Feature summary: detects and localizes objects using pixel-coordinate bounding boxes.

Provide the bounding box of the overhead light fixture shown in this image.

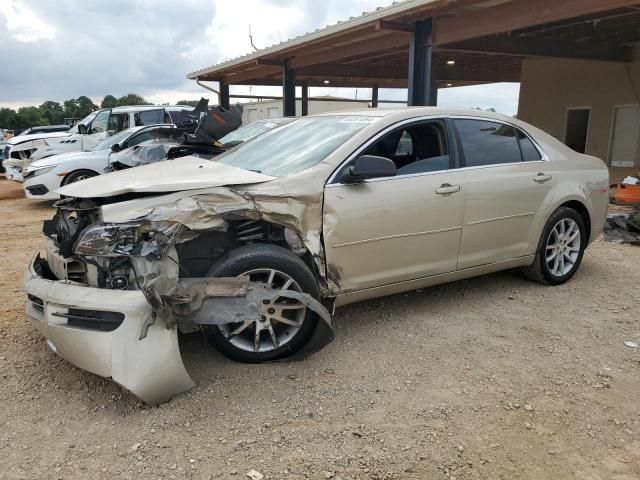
[323,80,330,84]
[446,60,456,65]
[446,83,453,87]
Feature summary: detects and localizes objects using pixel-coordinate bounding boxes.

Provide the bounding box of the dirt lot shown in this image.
[1,178,639,480]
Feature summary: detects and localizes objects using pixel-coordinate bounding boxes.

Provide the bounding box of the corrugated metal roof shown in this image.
[186,0,442,79]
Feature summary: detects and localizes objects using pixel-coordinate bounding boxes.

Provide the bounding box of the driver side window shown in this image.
[361,120,450,176]
[123,131,155,148]
[89,110,110,134]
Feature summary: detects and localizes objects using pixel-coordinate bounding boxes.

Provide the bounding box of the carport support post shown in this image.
[301,82,309,116]
[371,84,379,108]
[408,18,437,106]
[283,61,296,117]
[219,82,230,109]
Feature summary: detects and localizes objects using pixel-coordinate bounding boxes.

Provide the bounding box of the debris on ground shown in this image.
[624,341,638,348]
[246,469,264,480]
[611,173,640,204]
[603,205,640,244]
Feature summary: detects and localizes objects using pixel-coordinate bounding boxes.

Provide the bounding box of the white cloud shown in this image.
[0,0,57,42]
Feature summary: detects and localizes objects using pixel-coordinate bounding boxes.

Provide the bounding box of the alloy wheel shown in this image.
[217,268,307,353]
[545,218,581,277]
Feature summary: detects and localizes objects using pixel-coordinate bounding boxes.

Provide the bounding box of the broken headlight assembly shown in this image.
[73,221,182,259]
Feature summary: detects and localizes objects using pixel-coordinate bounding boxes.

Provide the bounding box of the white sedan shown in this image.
[22,124,173,200]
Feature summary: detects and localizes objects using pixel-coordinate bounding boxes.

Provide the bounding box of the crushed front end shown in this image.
[24,189,334,404]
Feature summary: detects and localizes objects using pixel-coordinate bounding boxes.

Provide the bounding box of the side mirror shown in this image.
[111,143,121,152]
[77,124,87,135]
[343,155,397,184]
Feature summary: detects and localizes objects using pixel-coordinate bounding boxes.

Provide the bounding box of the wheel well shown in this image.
[175,220,320,279]
[560,200,591,241]
[62,169,99,185]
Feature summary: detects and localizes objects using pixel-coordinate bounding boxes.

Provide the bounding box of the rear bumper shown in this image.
[23,255,195,404]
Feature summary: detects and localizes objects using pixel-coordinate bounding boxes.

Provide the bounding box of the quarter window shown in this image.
[517,129,542,161]
[454,119,521,167]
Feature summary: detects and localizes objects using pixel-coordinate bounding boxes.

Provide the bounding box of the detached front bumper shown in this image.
[23,255,195,404]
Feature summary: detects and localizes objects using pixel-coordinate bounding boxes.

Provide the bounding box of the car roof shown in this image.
[109,105,191,114]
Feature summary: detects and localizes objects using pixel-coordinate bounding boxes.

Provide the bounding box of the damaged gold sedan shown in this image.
[24,108,609,404]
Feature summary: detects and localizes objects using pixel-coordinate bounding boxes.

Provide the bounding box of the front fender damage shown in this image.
[131,274,333,404]
[94,180,337,403]
[140,274,334,354]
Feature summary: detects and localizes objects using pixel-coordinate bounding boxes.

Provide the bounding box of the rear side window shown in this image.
[136,110,165,126]
[454,119,521,167]
[517,129,542,161]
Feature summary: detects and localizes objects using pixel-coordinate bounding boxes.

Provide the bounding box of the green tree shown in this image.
[15,106,47,129]
[77,96,97,117]
[117,93,151,106]
[101,95,118,109]
[0,108,18,129]
[63,98,80,118]
[38,101,64,124]
[176,99,200,107]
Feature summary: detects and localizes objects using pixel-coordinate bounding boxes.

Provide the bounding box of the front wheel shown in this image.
[522,206,586,285]
[202,244,320,363]
[61,169,98,186]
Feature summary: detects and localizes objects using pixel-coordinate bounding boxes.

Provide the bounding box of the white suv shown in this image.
[2,105,196,181]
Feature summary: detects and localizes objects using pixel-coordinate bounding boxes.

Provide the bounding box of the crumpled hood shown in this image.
[8,131,70,145]
[28,150,104,169]
[56,155,276,198]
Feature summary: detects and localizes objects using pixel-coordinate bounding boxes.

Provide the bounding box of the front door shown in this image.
[323,119,465,293]
[453,118,557,269]
[82,109,110,150]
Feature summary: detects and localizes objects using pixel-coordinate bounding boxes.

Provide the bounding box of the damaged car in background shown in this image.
[21,105,249,201]
[24,108,609,404]
[106,116,291,171]
[2,101,211,182]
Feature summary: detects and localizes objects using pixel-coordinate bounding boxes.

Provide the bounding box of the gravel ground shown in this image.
[1,178,639,480]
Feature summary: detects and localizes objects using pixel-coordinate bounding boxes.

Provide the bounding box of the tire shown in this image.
[202,244,320,363]
[522,206,586,285]
[61,169,98,186]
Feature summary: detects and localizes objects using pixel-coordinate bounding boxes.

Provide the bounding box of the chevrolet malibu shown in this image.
[24,108,609,404]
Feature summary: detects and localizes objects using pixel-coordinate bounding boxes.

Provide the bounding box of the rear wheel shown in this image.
[202,244,319,363]
[62,169,98,185]
[522,206,586,285]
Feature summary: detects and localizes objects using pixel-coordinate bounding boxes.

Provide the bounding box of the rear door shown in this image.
[454,118,557,270]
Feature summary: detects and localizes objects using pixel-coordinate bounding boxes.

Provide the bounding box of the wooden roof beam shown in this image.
[440,35,633,62]
[434,0,640,45]
[374,19,413,33]
[288,33,410,69]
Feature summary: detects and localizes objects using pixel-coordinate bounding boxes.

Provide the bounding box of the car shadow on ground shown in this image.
[178,267,535,382]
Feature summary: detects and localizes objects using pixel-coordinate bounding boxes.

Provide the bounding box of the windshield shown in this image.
[92,128,137,151]
[68,111,99,134]
[217,116,373,177]
[219,120,285,147]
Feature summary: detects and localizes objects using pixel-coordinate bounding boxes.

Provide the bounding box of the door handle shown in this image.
[534,173,552,183]
[435,183,461,195]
